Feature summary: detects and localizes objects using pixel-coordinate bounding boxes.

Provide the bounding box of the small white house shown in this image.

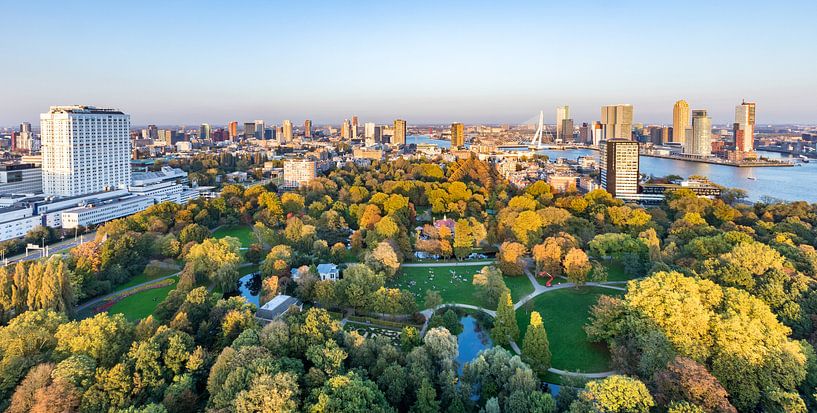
[317,263,340,281]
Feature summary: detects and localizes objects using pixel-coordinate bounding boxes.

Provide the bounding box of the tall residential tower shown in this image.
[40,105,131,197]
[392,119,406,145]
[601,104,633,140]
[734,100,756,153]
[672,100,690,146]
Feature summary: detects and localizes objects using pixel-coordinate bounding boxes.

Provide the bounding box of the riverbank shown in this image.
[640,152,795,167]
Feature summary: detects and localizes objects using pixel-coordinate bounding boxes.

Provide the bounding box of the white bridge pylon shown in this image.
[530,110,546,147]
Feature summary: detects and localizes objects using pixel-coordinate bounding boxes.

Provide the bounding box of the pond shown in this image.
[456,315,493,373]
[230,272,261,307]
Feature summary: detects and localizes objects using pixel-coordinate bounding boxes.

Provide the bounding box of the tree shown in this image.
[532,240,562,276]
[472,266,508,308]
[423,327,459,372]
[423,290,443,309]
[400,326,421,352]
[653,356,736,413]
[453,219,474,259]
[365,242,401,278]
[461,347,537,406]
[178,223,210,244]
[410,379,440,413]
[491,291,519,346]
[336,264,385,310]
[522,311,551,378]
[183,237,241,292]
[305,371,394,412]
[568,375,654,413]
[7,363,54,413]
[498,242,527,276]
[563,248,591,287]
[55,312,134,367]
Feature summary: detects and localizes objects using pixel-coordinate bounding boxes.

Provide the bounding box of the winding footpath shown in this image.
[412,262,630,380]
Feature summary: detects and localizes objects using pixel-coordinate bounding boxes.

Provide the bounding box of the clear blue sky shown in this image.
[2,0,816,126]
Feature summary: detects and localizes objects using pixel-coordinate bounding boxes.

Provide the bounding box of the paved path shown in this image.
[74,271,180,313]
[402,260,495,268]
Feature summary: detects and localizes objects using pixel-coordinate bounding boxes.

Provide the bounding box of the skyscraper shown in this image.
[560,119,574,142]
[688,110,712,157]
[341,119,351,140]
[243,122,255,141]
[601,104,634,140]
[672,100,690,146]
[451,122,465,148]
[392,119,406,145]
[556,105,569,141]
[228,121,238,140]
[600,139,639,197]
[254,120,265,140]
[17,122,33,152]
[304,119,312,138]
[282,120,293,143]
[734,100,756,153]
[199,123,211,140]
[364,122,376,142]
[147,124,158,140]
[40,105,131,197]
[579,123,590,144]
[591,121,603,146]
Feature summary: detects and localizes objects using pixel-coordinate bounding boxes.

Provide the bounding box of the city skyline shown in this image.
[2,1,817,126]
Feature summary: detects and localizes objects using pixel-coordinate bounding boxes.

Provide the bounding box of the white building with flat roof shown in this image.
[61,195,155,229]
[282,159,316,189]
[40,106,132,197]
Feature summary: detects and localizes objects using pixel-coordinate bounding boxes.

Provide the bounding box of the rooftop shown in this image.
[47,105,125,115]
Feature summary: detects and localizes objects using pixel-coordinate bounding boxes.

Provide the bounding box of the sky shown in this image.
[2,0,816,127]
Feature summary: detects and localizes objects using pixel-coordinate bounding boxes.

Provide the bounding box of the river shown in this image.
[406,135,814,203]
[541,149,815,203]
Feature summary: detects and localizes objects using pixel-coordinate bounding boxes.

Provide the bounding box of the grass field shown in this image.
[213,225,255,247]
[535,261,635,285]
[515,286,624,377]
[113,265,179,292]
[108,276,179,322]
[388,264,534,308]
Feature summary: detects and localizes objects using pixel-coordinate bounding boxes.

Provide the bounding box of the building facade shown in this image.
[392,119,406,145]
[687,110,712,157]
[282,159,317,188]
[673,100,690,146]
[40,106,131,197]
[451,122,465,148]
[600,139,639,197]
[601,104,634,140]
[556,105,569,141]
[304,119,312,138]
[734,100,756,153]
[0,163,42,195]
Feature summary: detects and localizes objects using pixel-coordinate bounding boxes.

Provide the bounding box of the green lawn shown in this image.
[515,286,624,377]
[534,261,635,286]
[113,265,179,292]
[213,225,255,247]
[388,264,534,308]
[108,277,179,322]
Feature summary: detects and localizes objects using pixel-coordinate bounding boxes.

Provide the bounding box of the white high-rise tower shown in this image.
[40,105,131,197]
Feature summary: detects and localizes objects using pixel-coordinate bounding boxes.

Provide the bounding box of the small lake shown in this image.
[234,272,261,306]
[456,315,493,373]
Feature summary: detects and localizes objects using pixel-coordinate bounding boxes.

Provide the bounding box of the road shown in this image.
[4,231,97,266]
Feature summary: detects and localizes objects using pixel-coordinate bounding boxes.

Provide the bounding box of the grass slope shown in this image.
[515,286,624,375]
[389,264,534,308]
[213,225,255,247]
[107,276,179,322]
